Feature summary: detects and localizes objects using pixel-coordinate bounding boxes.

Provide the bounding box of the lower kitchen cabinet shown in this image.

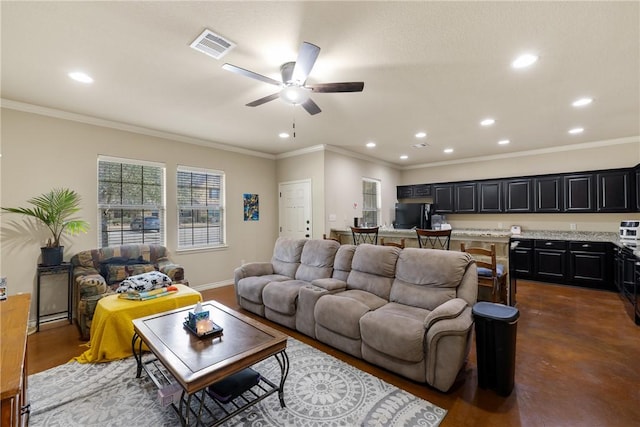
[568,241,612,290]
[534,240,568,281]
[510,238,534,278]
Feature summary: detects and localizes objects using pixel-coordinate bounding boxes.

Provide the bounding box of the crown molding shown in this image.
[277,144,399,169]
[0,99,276,160]
[402,136,640,170]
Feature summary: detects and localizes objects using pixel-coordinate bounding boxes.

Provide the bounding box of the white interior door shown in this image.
[279,180,312,239]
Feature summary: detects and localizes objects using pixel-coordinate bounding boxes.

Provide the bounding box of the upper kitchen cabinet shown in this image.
[564,173,595,212]
[534,175,563,213]
[505,178,533,213]
[478,180,503,213]
[396,184,432,199]
[596,169,632,212]
[454,182,477,213]
[397,185,414,199]
[433,184,454,213]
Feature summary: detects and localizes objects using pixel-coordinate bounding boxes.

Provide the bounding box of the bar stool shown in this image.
[380,237,405,248]
[460,243,507,304]
[350,226,379,245]
[416,229,451,250]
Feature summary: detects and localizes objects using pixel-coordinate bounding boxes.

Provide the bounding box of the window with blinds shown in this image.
[98,157,165,247]
[177,166,225,249]
[362,178,381,227]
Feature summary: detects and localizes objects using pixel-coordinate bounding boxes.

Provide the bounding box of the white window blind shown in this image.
[177,166,225,249]
[97,156,165,247]
[362,178,381,227]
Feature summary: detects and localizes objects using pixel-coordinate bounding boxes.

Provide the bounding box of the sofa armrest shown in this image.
[157,260,185,282]
[311,278,347,292]
[423,298,469,330]
[76,273,109,299]
[234,262,274,283]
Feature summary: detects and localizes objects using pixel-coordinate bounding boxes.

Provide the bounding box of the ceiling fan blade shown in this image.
[291,42,320,84]
[222,63,282,86]
[246,92,280,107]
[301,97,322,115]
[308,82,365,93]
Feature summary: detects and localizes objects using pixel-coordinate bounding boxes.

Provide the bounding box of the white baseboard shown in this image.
[191,280,233,292]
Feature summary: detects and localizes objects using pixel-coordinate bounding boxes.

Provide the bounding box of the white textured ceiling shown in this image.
[1,1,639,167]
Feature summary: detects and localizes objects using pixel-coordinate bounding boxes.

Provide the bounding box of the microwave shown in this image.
[620,220,640,240]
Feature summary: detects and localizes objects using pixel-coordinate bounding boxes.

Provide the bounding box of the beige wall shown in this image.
[400,139,640,233]
[324,150,401,232]
[0,108,278,313]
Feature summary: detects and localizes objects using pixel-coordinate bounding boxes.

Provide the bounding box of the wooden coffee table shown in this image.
[131,300,289,426]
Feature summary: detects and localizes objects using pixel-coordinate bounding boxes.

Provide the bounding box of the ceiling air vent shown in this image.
[190,29,236,60]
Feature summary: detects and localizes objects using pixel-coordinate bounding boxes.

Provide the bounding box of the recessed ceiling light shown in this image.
[444,148,454,154]
[511,53,539,69]
[68,71,94,84]
[366,142,376,148]
[400,155,408,160]
[498,139,510,145]
[480,118,495,126]
[572,97,593,107]
[415,132,427,138]
[568,127,584,135]
[278,132,290,138]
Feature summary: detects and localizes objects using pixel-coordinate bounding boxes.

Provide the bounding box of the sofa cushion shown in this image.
[314,290,387,339]
[237,274,291,304]
[263,280,307,315]
[360,302,429,363]
[391,248,474,311]
[332,245,356,281]
[346,245,400,300]
[295,239,339,282]
[271,238,306,277]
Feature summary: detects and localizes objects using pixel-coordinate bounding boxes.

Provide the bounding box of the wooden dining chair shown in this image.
[350,226,379,245]
[460,243,507,304]
[323,233,340,243]
[380,237,405,249]
[415,229,452,250]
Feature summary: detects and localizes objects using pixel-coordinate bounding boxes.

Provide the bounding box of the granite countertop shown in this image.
[331,227,636,253]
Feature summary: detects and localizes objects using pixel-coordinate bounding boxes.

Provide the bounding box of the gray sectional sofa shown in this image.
[234,237,478,392]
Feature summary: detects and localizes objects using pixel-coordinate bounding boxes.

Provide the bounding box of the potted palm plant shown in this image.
[2,188,89,265]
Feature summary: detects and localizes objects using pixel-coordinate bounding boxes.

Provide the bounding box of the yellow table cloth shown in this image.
[74,284,202,363]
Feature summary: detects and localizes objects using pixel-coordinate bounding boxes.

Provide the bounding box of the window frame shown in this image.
[362,177,381,227]
[97,155,166,247]
[176,165,226,251]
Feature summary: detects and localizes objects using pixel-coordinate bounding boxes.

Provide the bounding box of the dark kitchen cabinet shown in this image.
[534,175,563,212]
[636,166,640,211]
[510,238,534,278]
[505,178,533,213]
[478,180,503,213]
[434,184,454,213]
[534,240,567,281]
[596,170,632,212]
[397,185,413,199]
[568,241,611,290]
[454,182,477,213]
[397,184,432,199]
[413,184,432,198]
[564,174,595,212]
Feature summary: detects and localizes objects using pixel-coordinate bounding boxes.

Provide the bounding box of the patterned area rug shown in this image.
[29,338,446,426]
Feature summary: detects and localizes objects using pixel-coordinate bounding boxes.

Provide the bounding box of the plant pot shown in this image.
[41,246,64,266]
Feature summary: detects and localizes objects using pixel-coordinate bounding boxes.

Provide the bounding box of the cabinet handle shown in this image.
[545,242,552,246]
[636,262,640,267]
[581,244,591,248]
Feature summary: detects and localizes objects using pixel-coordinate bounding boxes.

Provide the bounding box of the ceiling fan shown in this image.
[222,41,364,115]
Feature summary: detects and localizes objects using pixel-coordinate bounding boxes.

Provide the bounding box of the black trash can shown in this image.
[472,301,520,396]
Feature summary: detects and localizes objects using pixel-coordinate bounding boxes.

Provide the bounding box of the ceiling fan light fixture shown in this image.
[280,85,310,105]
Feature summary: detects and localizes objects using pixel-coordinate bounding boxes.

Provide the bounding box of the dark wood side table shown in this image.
[36,262,73,331]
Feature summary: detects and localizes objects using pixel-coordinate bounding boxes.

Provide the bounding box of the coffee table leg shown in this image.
[275,350,290,408]
[131,332,143,378]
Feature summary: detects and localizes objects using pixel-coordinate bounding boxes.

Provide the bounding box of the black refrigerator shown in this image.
[394,203,432,229]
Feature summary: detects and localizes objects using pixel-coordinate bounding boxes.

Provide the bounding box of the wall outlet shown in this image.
[570,223,577,230]
[328,214,336,222]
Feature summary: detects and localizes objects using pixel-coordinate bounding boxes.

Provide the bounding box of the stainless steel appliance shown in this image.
[394,203,432,229]
[620,220,640,241]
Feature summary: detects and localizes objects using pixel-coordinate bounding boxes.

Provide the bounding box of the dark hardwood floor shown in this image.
[29,280,640,426]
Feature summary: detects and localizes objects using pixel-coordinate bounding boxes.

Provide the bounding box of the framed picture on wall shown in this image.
[243,193,259,221]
